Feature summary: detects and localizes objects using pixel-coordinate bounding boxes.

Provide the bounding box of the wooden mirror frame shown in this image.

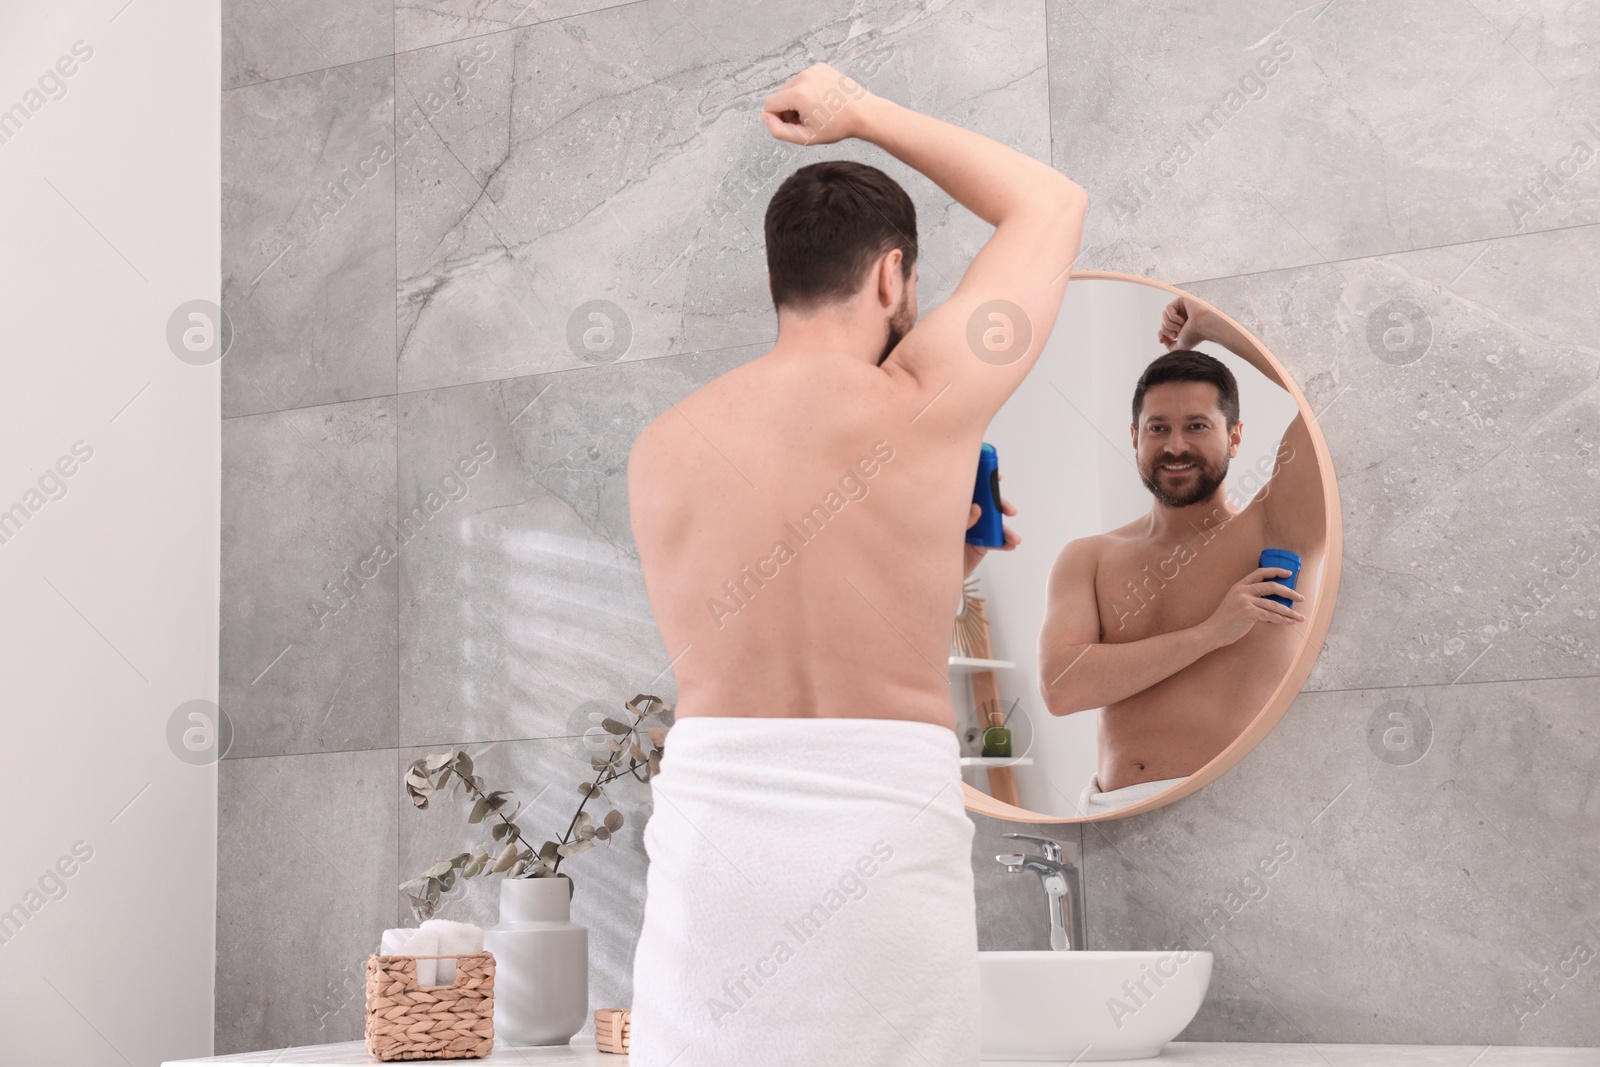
[962,270,1344,824]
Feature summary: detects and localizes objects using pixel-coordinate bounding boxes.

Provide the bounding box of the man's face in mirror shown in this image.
[1132,381,1237,509]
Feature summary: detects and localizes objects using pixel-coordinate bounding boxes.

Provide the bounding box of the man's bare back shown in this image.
[628,64,1087,733]
[628,354,981,731]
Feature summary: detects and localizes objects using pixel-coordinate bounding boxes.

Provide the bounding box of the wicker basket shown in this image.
[364,951,495,1061]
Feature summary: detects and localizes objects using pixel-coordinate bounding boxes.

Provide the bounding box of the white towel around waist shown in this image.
[629,714,979,1067]
[1077,773,1189,816]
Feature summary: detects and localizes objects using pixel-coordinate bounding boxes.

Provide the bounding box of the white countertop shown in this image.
[161,1037,1599,1065]
[162,1037,619,1065]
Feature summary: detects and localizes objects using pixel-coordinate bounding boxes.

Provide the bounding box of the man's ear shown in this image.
[878,252,901,310]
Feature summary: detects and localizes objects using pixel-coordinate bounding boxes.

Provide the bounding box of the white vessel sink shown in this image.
[979,949,1212,1062]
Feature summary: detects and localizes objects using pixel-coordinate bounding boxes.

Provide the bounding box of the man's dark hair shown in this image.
[1131,350,1240,430]
[764,160,917,314]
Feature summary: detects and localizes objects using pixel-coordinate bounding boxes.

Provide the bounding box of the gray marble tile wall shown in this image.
[218,0,1600,1054]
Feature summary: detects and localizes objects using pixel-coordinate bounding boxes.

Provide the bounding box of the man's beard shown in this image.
[877,287,915,366]
[1141,453,1228,508]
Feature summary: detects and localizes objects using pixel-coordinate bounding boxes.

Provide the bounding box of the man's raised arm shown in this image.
[1158,296,1327,554]
[850,89,1087,424]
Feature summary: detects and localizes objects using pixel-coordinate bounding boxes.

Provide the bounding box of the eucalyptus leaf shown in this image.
[400,698,668,907]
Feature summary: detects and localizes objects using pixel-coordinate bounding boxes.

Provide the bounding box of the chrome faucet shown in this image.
[996,832,1086,951]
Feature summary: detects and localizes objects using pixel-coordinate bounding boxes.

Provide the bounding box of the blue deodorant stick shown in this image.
[1258,548,1302,609]
[967,443,1004,547]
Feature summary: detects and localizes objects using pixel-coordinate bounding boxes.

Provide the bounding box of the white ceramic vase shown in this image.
[483,876,589,1046]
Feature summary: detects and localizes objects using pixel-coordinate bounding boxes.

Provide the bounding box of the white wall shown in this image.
[0,3,218,1064]
[966,278,1300,816]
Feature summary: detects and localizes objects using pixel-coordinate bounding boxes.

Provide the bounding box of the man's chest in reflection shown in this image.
[1093,519,1265,643]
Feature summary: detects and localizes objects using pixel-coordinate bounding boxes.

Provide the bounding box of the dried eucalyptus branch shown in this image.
[398,694,672,919]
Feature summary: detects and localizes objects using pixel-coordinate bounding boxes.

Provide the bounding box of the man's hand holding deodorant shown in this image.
[964,442,1018,579]
[1202,549,1307,647]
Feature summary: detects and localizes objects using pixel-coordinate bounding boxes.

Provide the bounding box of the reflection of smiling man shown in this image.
[1037,295,1325,815]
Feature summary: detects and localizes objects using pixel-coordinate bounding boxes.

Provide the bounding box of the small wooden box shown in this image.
[594,1007,631,1054]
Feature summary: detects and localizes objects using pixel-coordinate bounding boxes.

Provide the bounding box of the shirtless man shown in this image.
[1036,295,1326,813]
[629,67,1084,731]
[626,63,1085,1065]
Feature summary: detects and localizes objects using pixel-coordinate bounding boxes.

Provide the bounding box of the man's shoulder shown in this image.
[1054,530,1111,562]
[1044,533,1105,592]
[628,365,757,489]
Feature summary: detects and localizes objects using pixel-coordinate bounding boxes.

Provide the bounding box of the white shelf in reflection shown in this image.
[948,656,1016,672]
[959,756,1034,767]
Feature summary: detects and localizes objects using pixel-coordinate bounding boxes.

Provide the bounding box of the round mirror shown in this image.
[958,272,1342,823]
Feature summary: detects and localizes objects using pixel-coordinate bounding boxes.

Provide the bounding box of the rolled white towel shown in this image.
[380,927,417,956]
[378,920,484,987]
[399,926,442,986]
[419,919,484,986]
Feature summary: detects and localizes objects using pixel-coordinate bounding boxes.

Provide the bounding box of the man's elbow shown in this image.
[1055,180,1089,217]
[1040,676,1088,717]
[1027,178,1087,223]
[1045,694,1089,718]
